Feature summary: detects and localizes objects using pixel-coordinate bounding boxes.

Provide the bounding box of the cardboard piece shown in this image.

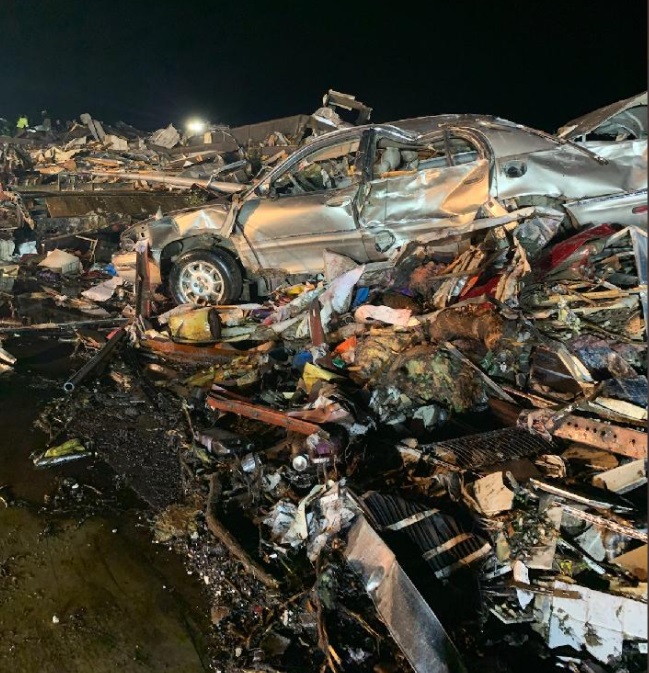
[473,471,514,515]
[38,249,81,275]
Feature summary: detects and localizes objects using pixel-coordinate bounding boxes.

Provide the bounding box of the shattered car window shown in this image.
[371,133,480,178]
[582,106,647,141]
[372,137,448,178]
[447,134,480,165]
[273,138,360,195]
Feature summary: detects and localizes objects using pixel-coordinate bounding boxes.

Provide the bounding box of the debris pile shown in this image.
[0,92,646,673]
[28,203,646,673]
[0,91,373,320]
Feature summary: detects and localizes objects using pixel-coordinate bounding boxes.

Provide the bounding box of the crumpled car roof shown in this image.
[557,92,647,140]
[386,113,561,157]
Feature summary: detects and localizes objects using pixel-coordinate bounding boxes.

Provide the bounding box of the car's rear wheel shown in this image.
[169,249,243,305]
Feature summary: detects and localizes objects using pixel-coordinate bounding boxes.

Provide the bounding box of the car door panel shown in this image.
[358,159,490,258]
[237,184,366,275]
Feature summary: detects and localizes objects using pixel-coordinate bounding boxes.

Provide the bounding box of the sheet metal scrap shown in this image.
[549,414,646,460]
[533,580,647,664]
[138,338,242,363]
[345,514,467,673]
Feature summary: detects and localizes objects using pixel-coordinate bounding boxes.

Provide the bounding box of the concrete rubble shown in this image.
[0,91,646,673]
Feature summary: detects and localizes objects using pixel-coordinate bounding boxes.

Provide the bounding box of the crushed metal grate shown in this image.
[419,426,554,470]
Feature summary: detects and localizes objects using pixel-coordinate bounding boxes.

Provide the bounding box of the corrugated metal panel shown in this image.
[362,492,492,579]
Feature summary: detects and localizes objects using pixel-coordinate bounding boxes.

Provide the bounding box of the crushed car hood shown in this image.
[120,200,231,253]
[173,202,231,237]
[558,92,647,140]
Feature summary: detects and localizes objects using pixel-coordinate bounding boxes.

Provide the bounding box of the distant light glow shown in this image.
[186,119,206,135]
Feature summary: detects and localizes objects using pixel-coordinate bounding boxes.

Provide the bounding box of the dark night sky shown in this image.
[1,0,646,133]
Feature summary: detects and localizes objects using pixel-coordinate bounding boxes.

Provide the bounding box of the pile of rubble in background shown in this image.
[0,91,369,329]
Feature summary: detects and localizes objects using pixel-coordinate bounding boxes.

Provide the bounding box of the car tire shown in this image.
[169,249,243,305]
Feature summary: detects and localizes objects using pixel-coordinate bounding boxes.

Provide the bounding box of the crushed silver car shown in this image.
[114,92,647,305]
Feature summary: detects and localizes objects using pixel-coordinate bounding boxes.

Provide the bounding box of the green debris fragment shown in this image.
[33,438,88,468]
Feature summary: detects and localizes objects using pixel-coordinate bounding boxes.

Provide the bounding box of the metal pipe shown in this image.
[63,324,128,393]
[528,477,635,513]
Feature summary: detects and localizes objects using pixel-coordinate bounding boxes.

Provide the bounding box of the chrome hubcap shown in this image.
[179,261,225,304]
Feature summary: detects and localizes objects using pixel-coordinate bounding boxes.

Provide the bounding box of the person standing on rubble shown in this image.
[41,110,52,133]
[15,114,29,137]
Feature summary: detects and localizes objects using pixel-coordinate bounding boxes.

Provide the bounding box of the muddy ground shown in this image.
[0,342,213,673]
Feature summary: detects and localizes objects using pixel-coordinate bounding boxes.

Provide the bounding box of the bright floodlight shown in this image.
[186,119,206,135]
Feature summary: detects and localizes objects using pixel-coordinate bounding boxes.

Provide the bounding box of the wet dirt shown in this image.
[0,507,209,673]
[0,342,213,673]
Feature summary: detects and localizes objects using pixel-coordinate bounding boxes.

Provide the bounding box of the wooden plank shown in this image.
[592,459,647,494]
